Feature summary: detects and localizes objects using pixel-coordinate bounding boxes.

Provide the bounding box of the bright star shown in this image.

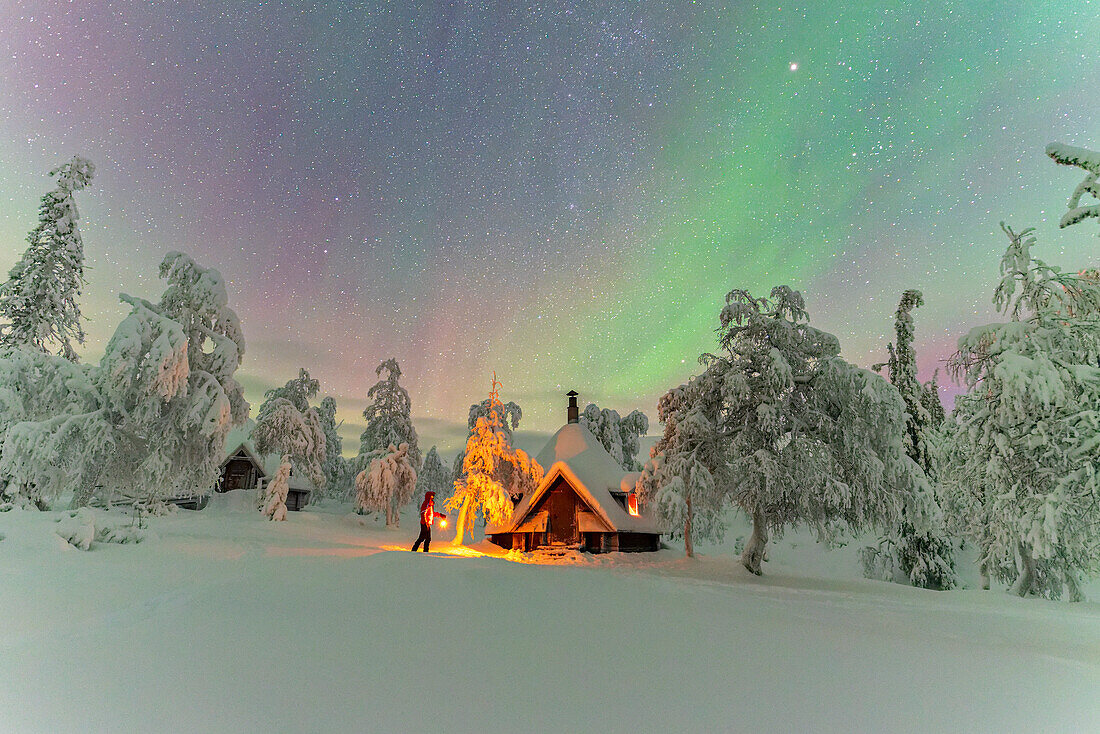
[789,62,798,71]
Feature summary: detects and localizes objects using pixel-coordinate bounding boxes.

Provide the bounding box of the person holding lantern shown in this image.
[411,491,447,552]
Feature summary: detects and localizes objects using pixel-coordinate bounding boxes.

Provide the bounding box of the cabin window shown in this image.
[627,492,639,516]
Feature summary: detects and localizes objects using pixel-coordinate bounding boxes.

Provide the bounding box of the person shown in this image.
[411,490,447,552]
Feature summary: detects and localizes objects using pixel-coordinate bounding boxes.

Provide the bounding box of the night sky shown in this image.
[1,2,1097,456]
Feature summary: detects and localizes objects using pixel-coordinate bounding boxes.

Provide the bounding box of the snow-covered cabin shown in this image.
[487,394,661,553]
[209,423,314,511]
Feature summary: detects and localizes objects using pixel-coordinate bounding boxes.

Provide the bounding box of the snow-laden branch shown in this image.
[1046,142,1100,230]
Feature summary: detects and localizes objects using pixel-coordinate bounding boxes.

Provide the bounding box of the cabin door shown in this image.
[547,488,577,545]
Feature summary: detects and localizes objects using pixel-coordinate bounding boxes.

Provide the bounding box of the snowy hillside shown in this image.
[2,494,1099,733]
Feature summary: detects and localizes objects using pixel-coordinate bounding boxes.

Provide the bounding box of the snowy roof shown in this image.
[488,423,659,535]
[260,453,316,492]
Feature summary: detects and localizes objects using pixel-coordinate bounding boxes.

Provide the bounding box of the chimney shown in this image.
[566,390,579,424]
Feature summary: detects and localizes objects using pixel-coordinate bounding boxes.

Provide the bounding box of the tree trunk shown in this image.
[979,562,990,591]
[1011,542,1036,597]
[742,509,768,576]
[684,494,694,558]
[452,497,471,546]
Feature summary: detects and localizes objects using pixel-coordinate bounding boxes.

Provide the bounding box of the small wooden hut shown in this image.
[487,393,661,553]
[211,423,314,511]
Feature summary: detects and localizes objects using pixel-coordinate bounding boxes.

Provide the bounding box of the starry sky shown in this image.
[0,2,1097,457]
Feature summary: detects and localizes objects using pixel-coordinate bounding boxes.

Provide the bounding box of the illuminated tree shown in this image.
[446,376,543,546]
[451,396,523,485]
[355,442,417,527]
[0,156,95,361]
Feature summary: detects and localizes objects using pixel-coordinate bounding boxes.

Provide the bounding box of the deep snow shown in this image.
[2,492,1098,733]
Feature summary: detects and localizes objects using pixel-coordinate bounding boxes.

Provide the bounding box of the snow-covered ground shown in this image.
[2,493,1098,733]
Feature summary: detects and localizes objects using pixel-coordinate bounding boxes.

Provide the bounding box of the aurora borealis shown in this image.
[1,2,1097,455]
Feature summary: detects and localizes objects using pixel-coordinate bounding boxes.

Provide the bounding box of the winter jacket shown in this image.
[419,497,446,527]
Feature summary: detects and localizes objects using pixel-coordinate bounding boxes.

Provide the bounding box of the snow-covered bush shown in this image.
[54,507,144,550]
[355,443,417,526]
[579,403,649,471]
[0,347,101,508]
[0,156,95,361]
[96,523,147,545]
[56,507,97,550]
[939,223,1100,600]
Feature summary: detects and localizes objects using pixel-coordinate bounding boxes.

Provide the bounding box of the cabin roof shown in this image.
[488,422,658,535]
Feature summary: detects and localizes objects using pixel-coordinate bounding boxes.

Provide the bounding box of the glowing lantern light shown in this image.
[440,519,448,529]
[627,493,639,517]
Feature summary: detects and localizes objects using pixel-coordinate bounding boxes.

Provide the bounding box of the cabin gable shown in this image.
[519,473,613,545]
[217,443,265,493]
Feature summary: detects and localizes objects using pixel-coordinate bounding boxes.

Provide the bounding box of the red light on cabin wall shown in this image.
[627,493,639,516]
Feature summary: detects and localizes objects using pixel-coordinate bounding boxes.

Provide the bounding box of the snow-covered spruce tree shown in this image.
[355,443,417,526]
[1045,142,1099,230]
[446,380,542,546]
[416,445,451,506]
[709,287,929,575]
[939,224,1100,600]
[1,252,247,511]
[0,156,95,361]
[451,396,523,486]
[317,396,351,501]
[357,358,420,469]
[861,290,957,590]
[578,403,649,471]
[252,369,327,520]
[636,376,727,558]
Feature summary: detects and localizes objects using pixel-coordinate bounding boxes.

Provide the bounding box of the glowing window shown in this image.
[627,493,639,516]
